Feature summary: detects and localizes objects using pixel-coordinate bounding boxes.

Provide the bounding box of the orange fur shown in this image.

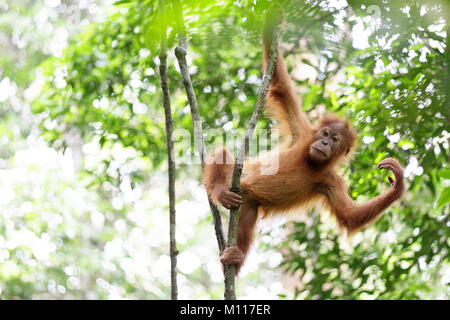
[203,11,404,274]
[203,146,234,205]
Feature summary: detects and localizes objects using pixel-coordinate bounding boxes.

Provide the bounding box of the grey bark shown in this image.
[223,28,279,300]
[172,0,278,300]
[158,0,178,300]
[173,0,227,254]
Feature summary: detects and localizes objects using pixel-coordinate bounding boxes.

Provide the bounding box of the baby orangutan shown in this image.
[203,6,405,274]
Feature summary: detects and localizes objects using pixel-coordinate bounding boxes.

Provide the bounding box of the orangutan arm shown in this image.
[324,158,405,234]
[262,4,312,145]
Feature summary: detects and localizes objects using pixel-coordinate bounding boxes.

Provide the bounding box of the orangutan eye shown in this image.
[332,136,338,142]
[323,130,329,137]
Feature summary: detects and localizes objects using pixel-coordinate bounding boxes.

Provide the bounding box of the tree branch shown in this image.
[223,27,279,300]
[173,0,227,254]
[158,0,178,300]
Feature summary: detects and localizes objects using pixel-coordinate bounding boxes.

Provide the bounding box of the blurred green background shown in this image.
[0,0,448,299]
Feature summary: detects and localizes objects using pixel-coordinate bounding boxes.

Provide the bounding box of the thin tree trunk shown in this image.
[445,22,449,160]
[173,0,279,299]
[223,28,279,300]
[158,0,178,300]
[173,0,227,254]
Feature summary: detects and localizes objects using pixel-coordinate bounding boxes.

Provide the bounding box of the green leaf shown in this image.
[398,139,414,150]
[436,187,450,208]
[438,169,450,180]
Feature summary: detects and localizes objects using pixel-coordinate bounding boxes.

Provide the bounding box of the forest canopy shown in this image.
[0,0,448,299]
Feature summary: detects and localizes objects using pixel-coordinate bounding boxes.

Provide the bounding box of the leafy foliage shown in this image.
[0,0,448,299]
